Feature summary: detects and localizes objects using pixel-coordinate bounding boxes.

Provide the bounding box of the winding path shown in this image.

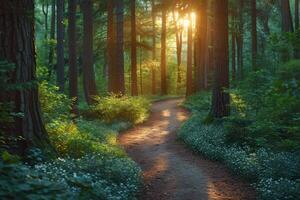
[118,99,255,200]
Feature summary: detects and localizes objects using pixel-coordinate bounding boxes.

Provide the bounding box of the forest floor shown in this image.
[118,99,256,200]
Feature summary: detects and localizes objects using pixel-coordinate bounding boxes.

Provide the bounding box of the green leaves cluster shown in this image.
[88,94,150,124]
[226,60,300,151]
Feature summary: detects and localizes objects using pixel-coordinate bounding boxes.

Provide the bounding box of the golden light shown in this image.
[181,18,190,28]
[178,12,196,29]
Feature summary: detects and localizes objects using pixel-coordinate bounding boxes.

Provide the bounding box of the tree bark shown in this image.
[281,0,294,32]
[186,13,193,97]
[115,0,125,94]
[237,0,244,80]
[161,8,167,95]
[48,0,56,79]
[232,31,236,81]
[81,0,98,104]
[251,0,257,71]
[194,0,207,92]
[131,0,138,96]
[296,0,299,30]
[151,0,156,95]
[0,0,53,154]
[56,0,65,92]
[68,0,78,112]
[107,0,116,93]
[211,0,230,118]
[173,10,182,93]
[231,9,236,81]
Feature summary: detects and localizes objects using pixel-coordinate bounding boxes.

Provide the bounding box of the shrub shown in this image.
[89,95,150,124]
[39,81,72,123]
[46,119,125,158]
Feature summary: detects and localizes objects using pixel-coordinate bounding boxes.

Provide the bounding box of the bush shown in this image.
[46,119,125,159]
[39,81,72,123]
[88,95,150,124]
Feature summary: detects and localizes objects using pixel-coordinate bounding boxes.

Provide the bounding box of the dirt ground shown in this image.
[118,99,256,200]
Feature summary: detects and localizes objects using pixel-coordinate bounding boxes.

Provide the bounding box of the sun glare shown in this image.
[176,12,196,29]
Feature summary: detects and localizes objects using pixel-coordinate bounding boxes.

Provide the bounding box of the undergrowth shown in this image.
[0,81,145,199]
[179,60,300,200]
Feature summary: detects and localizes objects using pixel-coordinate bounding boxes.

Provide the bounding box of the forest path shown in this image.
[118,99,255,200]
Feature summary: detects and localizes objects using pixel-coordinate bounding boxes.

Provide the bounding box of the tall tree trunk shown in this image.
[281,0,294,60]
[131,0,138,96]
[81,0,98,104]
[295,0,300,58]
[115,0,125,94]
[161,8,167,95]
[296,0,299,30]
[237,0,244,80]
[42,0,49,41]
[232,31,236,81]
[0,0,53,154]
[139,42,143,95]
[211,0,230,118]
[68,0,78,112]
[231,10,236,81]
[173,10,182,93]
[281,0,294,32]
[194,0,208,92]
[56,0,65,92]
[48,0,56,80]
[186,14,193,96]
[251,0,257,71]
[151,0,156,95]
[107,0,116,93]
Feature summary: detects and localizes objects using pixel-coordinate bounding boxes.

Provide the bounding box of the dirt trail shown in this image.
[118,99,255,200]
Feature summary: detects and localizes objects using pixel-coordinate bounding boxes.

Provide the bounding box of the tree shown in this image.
[56,0,65,92]
[161,7,167,95]
[281,0,294,33]
[236,0,244,80]
[172,9,183,92]
[296,0,299,30]
[68,0,78,112]
[194,0,208,91]
[280,0,294,60]
[0,0,53,154]
[107,0,116,93]
[211,0,230,118]
[81,0,98,104]
[115,0,125,94]
[48,0,56,79]
[186,13,193,96]
[151,0,157,95]
[251,0,257,70]
[131,0,138,96]
[231,9,236,81]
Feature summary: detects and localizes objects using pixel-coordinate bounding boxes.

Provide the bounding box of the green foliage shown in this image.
[0,160,71,200]
[225,61,300,151]
[183,91,211,112]
[0,76,144,199]
[180,87,300,200]
[39,81,72,123]
[88,95,150,124]
[46,119,125,159]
